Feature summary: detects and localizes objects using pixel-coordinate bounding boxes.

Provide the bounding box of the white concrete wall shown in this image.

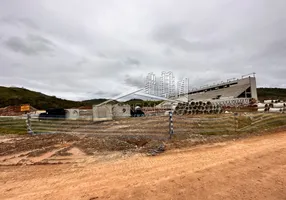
[112,104,131,117]
[65,109,80,120]
[92,104,113,121]
[249,77,258,100]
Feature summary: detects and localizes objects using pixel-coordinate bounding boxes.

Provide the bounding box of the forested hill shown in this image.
[0,86,88,109]
[0,87,158,109]
[257,88,286,101]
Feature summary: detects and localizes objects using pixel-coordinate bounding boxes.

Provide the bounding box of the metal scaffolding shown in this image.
[177,78,189,97]
[144,72,157,96]
[159,71,175,98]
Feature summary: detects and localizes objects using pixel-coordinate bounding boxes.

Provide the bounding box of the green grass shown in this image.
[236,116,252,129]
[0,127,27,135]
[0,118,27,135]
[173,113,286,136]
[238,115,286,133]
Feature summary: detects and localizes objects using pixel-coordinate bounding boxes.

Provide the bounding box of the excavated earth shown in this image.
[0,132,228,165]
[0,131,286,200]
[1,115,286,199]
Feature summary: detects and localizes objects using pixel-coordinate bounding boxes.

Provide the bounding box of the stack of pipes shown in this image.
[257,100,286,113]
[174,101,223,115]
[210,98,250,108]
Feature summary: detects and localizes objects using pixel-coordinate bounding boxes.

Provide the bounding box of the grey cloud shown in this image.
[18,18,39,29]
[153,24,219,52]
[124,57,140,66]
[0,0,286,100]
[88,90,120,98]
[4,35,55,55]
[76,57,89,67]
[124,75,144,88]
[248,38,286,63]
[28,35,53,46]
[1,17,39,30]
[97,52,107,58]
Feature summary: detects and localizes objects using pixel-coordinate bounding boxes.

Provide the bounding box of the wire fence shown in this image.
[1,112,286,137]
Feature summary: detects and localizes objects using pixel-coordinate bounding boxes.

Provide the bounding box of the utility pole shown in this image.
[187,78,189,102]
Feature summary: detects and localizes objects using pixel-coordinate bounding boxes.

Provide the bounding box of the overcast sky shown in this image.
[0,0,285,100]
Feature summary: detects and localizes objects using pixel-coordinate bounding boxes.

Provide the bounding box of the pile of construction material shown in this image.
[0,106,37,116]
[174,101,223,115]
[257,100,286,113]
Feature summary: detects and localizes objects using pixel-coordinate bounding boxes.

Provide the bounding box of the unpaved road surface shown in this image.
[1,132,286,200]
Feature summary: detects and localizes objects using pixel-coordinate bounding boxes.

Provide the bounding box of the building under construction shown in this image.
[159,74,258,112]
[187,75,257,101]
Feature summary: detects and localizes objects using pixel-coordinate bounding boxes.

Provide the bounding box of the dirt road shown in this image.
[1,132,286,200]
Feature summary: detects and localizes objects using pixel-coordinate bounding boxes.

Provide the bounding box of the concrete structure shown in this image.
[187,76,258,101]
[93,104,113,121]
[65,109,80,120]
[174,101,223,115]
[158,74,258,109]
[260,101,286,113]
[93,104,131,121]
[78,109,93,120]
[112,104,131,118]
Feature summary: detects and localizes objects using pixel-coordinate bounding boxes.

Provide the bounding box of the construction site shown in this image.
[1,74,286,200]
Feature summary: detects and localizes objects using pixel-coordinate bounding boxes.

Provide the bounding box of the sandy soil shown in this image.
[1,132,286,200]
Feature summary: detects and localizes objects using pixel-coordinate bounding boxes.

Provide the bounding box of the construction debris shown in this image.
[0,106,37,116]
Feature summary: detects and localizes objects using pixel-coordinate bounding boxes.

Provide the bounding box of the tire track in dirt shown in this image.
[1,132,286,200]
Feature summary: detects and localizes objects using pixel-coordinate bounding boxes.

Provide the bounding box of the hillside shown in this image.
[257,88,286,101]
[0,86,86,110]
[0,87,160,110]
[82,98,112,105]
[124,98,163,106]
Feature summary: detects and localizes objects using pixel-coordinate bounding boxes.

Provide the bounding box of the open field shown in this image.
[1,131,286,200]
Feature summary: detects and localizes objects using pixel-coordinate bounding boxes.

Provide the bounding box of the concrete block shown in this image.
[112,104,131,117]
[93,104,113,121]
[65,109,80,120]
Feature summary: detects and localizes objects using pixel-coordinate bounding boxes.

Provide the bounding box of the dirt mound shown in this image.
[0,105,37,116]
[0,133,166,164]
[0,133,79,156]
[76,136,137,155]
